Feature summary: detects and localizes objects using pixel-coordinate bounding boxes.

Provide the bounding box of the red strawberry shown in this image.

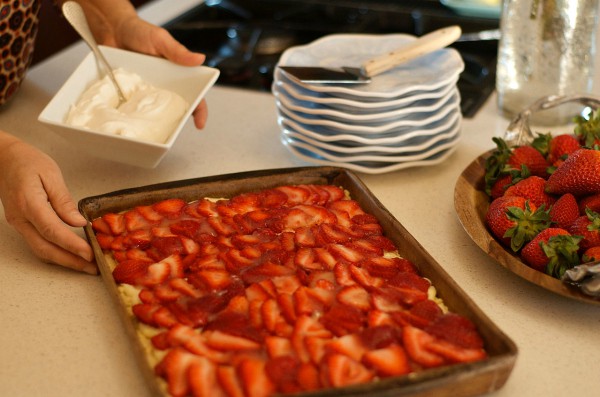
[102,212,125,235]
[362,343,411,377]
[237,357,276,397]
[112,259,153,285]
[323,353,374,388]
[216,365,245,397]
[153,198,186,219]
[425,313,484,350]
[485,196,550,252]
[503,175,555,208]
[568,208,600,250]
[582,246,600,262]
[520,228,581,276]
[547,134,581,167]
[401,325,445,368]
[549,193,579,229]
[484,137,548,196]
[578,193,600,214]
[546,149,600,196]
[188,358,227,397]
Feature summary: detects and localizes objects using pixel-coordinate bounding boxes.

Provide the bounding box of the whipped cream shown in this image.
[65,69,188,144]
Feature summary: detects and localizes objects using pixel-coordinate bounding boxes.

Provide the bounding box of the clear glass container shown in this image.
[496,0,599,125]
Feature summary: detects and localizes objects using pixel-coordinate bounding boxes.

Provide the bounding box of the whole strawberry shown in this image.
[582,246,600,263]
[568,208,600,250]
[485,196,550,252]
[485,137,548,195]
[577,193,600,214]
[489,167,530,199]
[503,175,555,208]
[520,228,581,277]
[549,193,579,229]
[546,149,600,196]
[547,134,581,168]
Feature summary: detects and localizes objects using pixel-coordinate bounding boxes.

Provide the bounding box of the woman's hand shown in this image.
[0,134,96,274]
[75,0,209,128]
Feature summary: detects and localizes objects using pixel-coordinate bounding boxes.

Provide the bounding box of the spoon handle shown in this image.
[62,1,127,105]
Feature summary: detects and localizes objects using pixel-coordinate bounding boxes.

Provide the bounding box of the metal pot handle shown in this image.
[503,94,600,147]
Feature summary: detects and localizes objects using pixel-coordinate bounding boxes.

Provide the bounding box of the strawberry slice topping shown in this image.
[96,184,488,397]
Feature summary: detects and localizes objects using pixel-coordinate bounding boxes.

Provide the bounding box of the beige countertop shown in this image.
[1,1,599,396]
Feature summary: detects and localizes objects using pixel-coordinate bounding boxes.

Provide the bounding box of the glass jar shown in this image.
[496,0,599,125]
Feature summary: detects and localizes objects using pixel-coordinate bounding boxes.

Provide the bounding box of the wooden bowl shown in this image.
[454,152,600,306]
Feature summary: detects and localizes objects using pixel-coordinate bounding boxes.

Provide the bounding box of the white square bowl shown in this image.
[38,46,220,168]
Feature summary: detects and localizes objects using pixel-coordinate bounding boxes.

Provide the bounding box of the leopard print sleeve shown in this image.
[0,0,41,106]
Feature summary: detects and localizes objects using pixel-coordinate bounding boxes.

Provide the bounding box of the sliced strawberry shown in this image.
[425,338,487,364]
[152,236,186,258]
[208,216,237,236]
[320,305,365,336]
[425,313,485,349]
[264,355,301,391]
[153,198,186,219]
[196,269,232,291]
[326,333,367,362]
[194,199,220,217]
[333,263,357,286]
[123,209,151,232]
[337,285,371,312]
[170,220,201,239]
[153,306,179,328]
[135,204,164,223]
[205,330,262,352]
[328,243,365,264]
[102,212,125,235]
[274,185,311,205]
[188,357,227,397]
[216,365,245,397]
[388,272,431,293]
[91,217,111,235]
[327,199,366,220]
[132,303,160,326]
[294,226,317,247]
[258,188,289,208]
[304,336,328,364]
[349,264,383,289]
[271,274,302,295]
[112,259,153,285]
[291,315,333,362]
[154,283,182,302]
[156,347,202,397]
[95,233,114,250]
[367,310,395,327]
[362,256,419,278]
[294,286,326,316]
[265,335,294,358]
[237,357,277,397]
[241,263,296,284]
[402,325,445,368]
[125,229,152,249]
[324,353,374,388]
[362,343,411,377]
[359,324,401,350]
[151,331,170,350]
[297,362,322,391]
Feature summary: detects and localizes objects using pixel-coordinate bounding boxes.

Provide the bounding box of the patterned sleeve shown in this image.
[0,0,41,106]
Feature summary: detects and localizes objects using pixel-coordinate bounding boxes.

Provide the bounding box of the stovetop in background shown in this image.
[165,0,500,117]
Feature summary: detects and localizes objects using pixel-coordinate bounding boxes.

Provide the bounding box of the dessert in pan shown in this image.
[79,167,516,397]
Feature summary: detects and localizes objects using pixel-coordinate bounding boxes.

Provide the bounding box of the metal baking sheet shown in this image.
[79,166,517,397]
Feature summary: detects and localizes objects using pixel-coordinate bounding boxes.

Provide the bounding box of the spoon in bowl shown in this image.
[62,1,127,106]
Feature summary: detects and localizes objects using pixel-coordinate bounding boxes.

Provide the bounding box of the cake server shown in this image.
[279,25,461,84]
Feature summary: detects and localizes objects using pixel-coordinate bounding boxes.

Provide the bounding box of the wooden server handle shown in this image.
[361,25,462,77]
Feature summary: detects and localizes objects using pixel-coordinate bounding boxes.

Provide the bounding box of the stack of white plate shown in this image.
[273,34,465,174]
